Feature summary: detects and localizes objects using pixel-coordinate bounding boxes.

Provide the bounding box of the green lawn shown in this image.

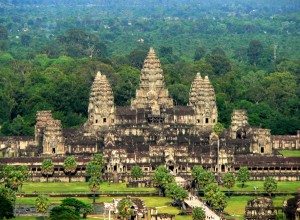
[279,150,300,157]
[21,182,157,193]
[16,181,298,220]
[219,181,299,193]
[16,196,188,220]
[14,217,98,220]
[221,195,294,219]
[16,194,294,220]
[21,181,298,195]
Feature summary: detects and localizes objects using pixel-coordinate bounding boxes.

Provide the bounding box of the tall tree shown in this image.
[247,40,263,66]
[197,171,215,192]
[152,165,174,197]
[117,198,134,220]
[41,159,54,182]
[86,154,104,179]
[222,173,235,197]
[205,183,219,206]
[264,177,277,197]
[63,156,77,183]
[212,191,227,212]
[35,195,50,220]
[131,166,144,181]
[194,46,206,61]
[86,161,102,179]
[237,167,249,188]
[89,177,100,203]
[0,188,16,205]
[7,170,23,191]
[49,206,79,220]
[166,182,188,207]
[192,206,206,220]
[0,194,14,219]
[18,165,29,192]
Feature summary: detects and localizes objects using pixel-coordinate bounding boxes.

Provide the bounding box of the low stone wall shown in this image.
[150,214,175,220]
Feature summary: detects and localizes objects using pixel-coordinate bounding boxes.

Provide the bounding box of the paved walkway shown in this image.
[185,193,221,220]
[174,176,221,220]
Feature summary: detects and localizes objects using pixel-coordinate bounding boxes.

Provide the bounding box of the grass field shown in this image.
[219,181,300,193]
[21,181,299,194]
[279,150,300,157]
[21,182,157,193]
[15,196,189,220]
[14,181,298,220]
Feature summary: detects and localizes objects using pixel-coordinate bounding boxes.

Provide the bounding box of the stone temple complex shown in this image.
[0,48,299,182]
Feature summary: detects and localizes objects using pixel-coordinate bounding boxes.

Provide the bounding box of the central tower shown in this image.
[131,48,173,112]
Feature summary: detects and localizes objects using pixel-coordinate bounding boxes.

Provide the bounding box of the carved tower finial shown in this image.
[189,73,218,129]
[131,47,173,110]
[87,71,115,128]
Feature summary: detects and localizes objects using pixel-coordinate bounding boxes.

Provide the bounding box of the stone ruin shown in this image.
[244,197,276,220]
[0,47,299,183]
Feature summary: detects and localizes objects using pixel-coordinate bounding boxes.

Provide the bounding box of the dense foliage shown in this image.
[0,0,299,136]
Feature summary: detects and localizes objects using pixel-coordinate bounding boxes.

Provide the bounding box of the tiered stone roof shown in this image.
[87,71,115,124]
[131,48,173,109]
[189,72,203,107]
[189,73,218,126]
[35,111,53,127]
[189,74,217,114]
[43,119,65,154]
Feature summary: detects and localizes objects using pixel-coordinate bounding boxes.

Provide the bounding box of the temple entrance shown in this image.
[114,165,117,171]
[221,164,225,172]
[52,148,55,154]
[168,165,174,171]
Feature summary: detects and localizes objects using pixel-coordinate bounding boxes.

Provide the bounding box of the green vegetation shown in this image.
[264,177,278,196]
[0,1,299,136]
[35,195,50,219]
[224,195,293,219]
[279,150,300,157]
[41,159,54,183]
[219,181,299,193]
[131,165,144,180]
[237,167,250,188]
[21,182,157,194]
[63,156,77,183]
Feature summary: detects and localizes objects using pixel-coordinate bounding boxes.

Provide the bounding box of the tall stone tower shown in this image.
[35,111,54,147]
[230,109,248,139]
[87,71,115,128]
[189,73,218,129]
[42,120,65,155]
[131,48,173,113]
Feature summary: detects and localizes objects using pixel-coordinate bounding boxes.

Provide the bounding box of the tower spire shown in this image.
[131,47,173,109]
[87,71,115,128]
[189,73,218,128]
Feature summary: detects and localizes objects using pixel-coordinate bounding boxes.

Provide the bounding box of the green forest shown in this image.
[0,0,299,136]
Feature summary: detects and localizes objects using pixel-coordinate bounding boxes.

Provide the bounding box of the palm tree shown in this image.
[63,156,77,182]
[192,206,206,220]
[117,199,134,220]
[41,159,54,182]
[35,195,50,220]
[89,177,100,203]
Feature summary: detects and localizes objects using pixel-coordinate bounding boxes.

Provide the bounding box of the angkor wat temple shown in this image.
[0,48,299,182]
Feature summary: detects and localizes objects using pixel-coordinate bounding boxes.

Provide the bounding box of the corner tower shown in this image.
[87,71,115,128]
[131,48,173,111]
[189,73,218,129]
